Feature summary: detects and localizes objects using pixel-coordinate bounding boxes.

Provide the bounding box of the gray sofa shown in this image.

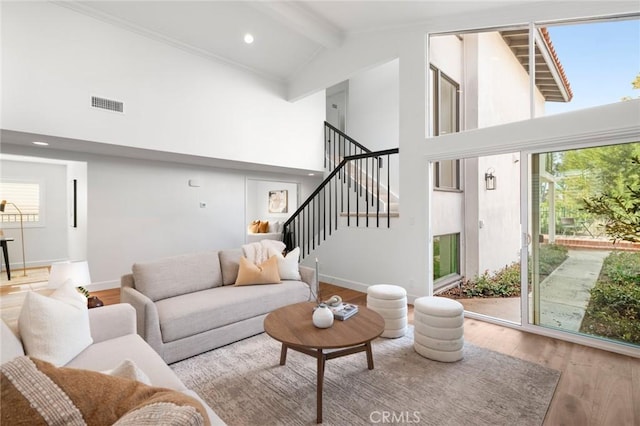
[121,249,314,364]
[0,303,225,425]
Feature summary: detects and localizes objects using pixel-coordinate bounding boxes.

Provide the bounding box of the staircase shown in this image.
[283,122,399,258]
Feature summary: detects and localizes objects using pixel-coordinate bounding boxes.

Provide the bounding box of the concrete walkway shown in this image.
[537,249,609,331]
[456,249,610,330]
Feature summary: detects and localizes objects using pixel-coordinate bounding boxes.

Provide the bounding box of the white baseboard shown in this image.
[319,274,422,304]
[319,274,370,294]
[86,280,120,292]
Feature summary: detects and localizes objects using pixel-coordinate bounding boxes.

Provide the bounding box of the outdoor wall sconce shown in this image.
[485,168,496,190]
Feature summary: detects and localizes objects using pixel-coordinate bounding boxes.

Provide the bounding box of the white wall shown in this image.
[245,179,299,226]
[347,59,399,151]
[1,1,325,172]
[477,153,522,273]
[1,145,321,290]
[342,59,400,200]
[430,35,464,83]
[0,160,68,268]
[66,160,88,262]
[87,155,319,288]
[477,32,544,128]
[469,32,542,275]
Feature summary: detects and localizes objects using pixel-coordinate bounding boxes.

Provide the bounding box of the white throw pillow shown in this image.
[270,221,283,233]
[102,359,152,386]
[268,246,301,281]
[18,279,93,367]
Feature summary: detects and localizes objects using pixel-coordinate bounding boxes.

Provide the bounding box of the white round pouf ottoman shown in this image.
[367,284,408,338]
[413,296,464,362]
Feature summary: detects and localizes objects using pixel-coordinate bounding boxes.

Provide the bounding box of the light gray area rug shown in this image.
[171,327,560,426]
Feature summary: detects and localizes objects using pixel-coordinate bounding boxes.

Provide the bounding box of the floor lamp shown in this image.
[0,200,27,277]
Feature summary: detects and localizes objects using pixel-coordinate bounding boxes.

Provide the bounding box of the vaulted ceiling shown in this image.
[60,1,520,82]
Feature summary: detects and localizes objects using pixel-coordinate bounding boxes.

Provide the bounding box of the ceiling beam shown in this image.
[250,2,343,49]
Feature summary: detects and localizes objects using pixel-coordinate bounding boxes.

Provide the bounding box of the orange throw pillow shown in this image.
[248,220,261,233]
[235,256,281,286]
[258,221,269,233]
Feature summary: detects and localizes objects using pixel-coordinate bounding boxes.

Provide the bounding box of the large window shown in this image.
[434,233,460,282]
[530,142,639,348]
[430,66,461,190]
[0,181,41,225]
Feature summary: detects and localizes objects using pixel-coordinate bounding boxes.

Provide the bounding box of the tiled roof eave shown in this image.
[500,28,573,103]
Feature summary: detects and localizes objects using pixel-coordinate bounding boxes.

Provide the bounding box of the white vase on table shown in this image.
[312,304,334,328]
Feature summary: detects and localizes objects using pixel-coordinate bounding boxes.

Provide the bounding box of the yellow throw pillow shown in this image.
[258,221,270,233]
[235,256,281,286]
[248,220,261,233]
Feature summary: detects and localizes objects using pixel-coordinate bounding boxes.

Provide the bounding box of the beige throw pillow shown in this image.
[235,256,281,286]
[18,280,93,366]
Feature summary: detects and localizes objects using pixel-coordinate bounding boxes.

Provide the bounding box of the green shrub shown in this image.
[538,244,569,277]
[580,251,640,344]
[589,282,640,319]
[462,262,521,298]
[600,251,640,286]
[461,245,568,299]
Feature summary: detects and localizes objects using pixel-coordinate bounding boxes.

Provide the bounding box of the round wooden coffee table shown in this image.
[264,301,385,424]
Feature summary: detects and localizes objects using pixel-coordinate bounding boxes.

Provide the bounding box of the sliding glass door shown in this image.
[529,142,639,348]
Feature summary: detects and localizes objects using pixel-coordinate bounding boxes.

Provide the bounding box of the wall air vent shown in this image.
[91,96,124,113]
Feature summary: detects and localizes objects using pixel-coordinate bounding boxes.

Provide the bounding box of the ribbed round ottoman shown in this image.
[413,296,464,362]
[366,284,408,338]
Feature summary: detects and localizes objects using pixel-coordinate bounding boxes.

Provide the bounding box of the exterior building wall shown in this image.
[474,32,545,275]
[431,31,549,279]
[430,35,465,248]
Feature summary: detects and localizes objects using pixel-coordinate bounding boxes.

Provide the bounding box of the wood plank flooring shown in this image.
[57,283,640,425]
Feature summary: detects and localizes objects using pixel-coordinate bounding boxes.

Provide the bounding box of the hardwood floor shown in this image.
[92,283,640,425]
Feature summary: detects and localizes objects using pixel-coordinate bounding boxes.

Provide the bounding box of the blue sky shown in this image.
[545,18,640,115]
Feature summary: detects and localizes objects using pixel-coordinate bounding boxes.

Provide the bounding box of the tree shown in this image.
[583,156,640,243]
[554,143,640,221]
[622,72,640,100]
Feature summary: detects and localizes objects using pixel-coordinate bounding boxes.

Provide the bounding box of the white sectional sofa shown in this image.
[121,248,315,364]
[1,303,225,425]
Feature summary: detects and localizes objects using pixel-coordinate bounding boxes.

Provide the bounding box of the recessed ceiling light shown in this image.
[244,33,254,44]
[308,173,315,176]
[32,141,49,146]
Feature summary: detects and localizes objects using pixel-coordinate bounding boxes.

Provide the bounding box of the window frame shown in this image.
[433,232,461,286]
[430,65,462,191]
[0,179,45,228]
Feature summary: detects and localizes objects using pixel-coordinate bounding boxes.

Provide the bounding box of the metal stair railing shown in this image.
[283,148,399,258]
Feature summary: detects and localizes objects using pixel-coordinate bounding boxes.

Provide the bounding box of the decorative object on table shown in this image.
[314,258,320,304]
[324,295,342,307]
[268,190,288,213]
[48,260,104,309]
[0,200,27,277]
[330,303,359,321]
[312,303,334,328]
[87,295,104,309]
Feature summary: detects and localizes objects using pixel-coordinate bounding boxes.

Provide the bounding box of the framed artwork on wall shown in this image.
[268,190,288,213]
